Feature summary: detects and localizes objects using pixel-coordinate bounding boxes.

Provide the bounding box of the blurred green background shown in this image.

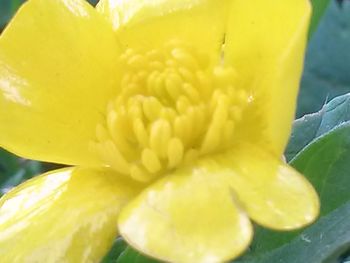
[299,0,350,117]
[0,0,350,262]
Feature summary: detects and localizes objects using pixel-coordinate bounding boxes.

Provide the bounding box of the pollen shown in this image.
[92,41,250,182]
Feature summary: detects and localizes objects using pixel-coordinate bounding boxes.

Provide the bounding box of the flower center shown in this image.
[93,41,250,182]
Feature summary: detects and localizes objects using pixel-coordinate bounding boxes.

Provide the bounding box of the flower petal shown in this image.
[118,166,253,263]
[225,0,311,155]
[97,0,229,62]
[0,0,122,165]
[0,167,141,262]
[225,144,319,230]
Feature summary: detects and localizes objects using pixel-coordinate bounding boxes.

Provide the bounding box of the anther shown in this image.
[133,118,149,147]
[142,148,162,173]
[94,41,249,183]
[171,48,198,70]
[128,54,147,69]
[167,138,184,168]
[150,119,172,159]
[143,97,162,121]
[165,73,183,100]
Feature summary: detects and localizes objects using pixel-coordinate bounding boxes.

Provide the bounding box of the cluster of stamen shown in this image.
[92,41,250,182]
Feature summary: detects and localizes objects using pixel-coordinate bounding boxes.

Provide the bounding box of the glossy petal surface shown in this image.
[118,165,253,263]
[0,0,121,165]
[0,167,141,262]
[97,0,229,63]
[225,0,311,155]
[224,144,319,230]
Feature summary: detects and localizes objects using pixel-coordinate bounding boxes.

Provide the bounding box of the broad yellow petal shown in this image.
[118,165,252,263]
[0,167,141,262]
[0,0,121,165]
[223,144,319,230]
[225,0,311,155]
[97,0,229,63]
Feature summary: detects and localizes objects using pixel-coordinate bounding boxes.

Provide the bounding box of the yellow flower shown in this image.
[0,0,319,262]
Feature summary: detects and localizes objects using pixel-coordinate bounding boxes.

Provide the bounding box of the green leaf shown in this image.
[235,201,350,263]
[101,239,160,263]
[116,247,159,263]
[286,93,350,161]
[291,123,350,216]
[297,1,350,117]
[235,115,350,262]
[102,238,128,263]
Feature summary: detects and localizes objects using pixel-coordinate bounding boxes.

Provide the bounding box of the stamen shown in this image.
[167,138,184,168]
[142,148,162,174]
[92,41,250,182]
